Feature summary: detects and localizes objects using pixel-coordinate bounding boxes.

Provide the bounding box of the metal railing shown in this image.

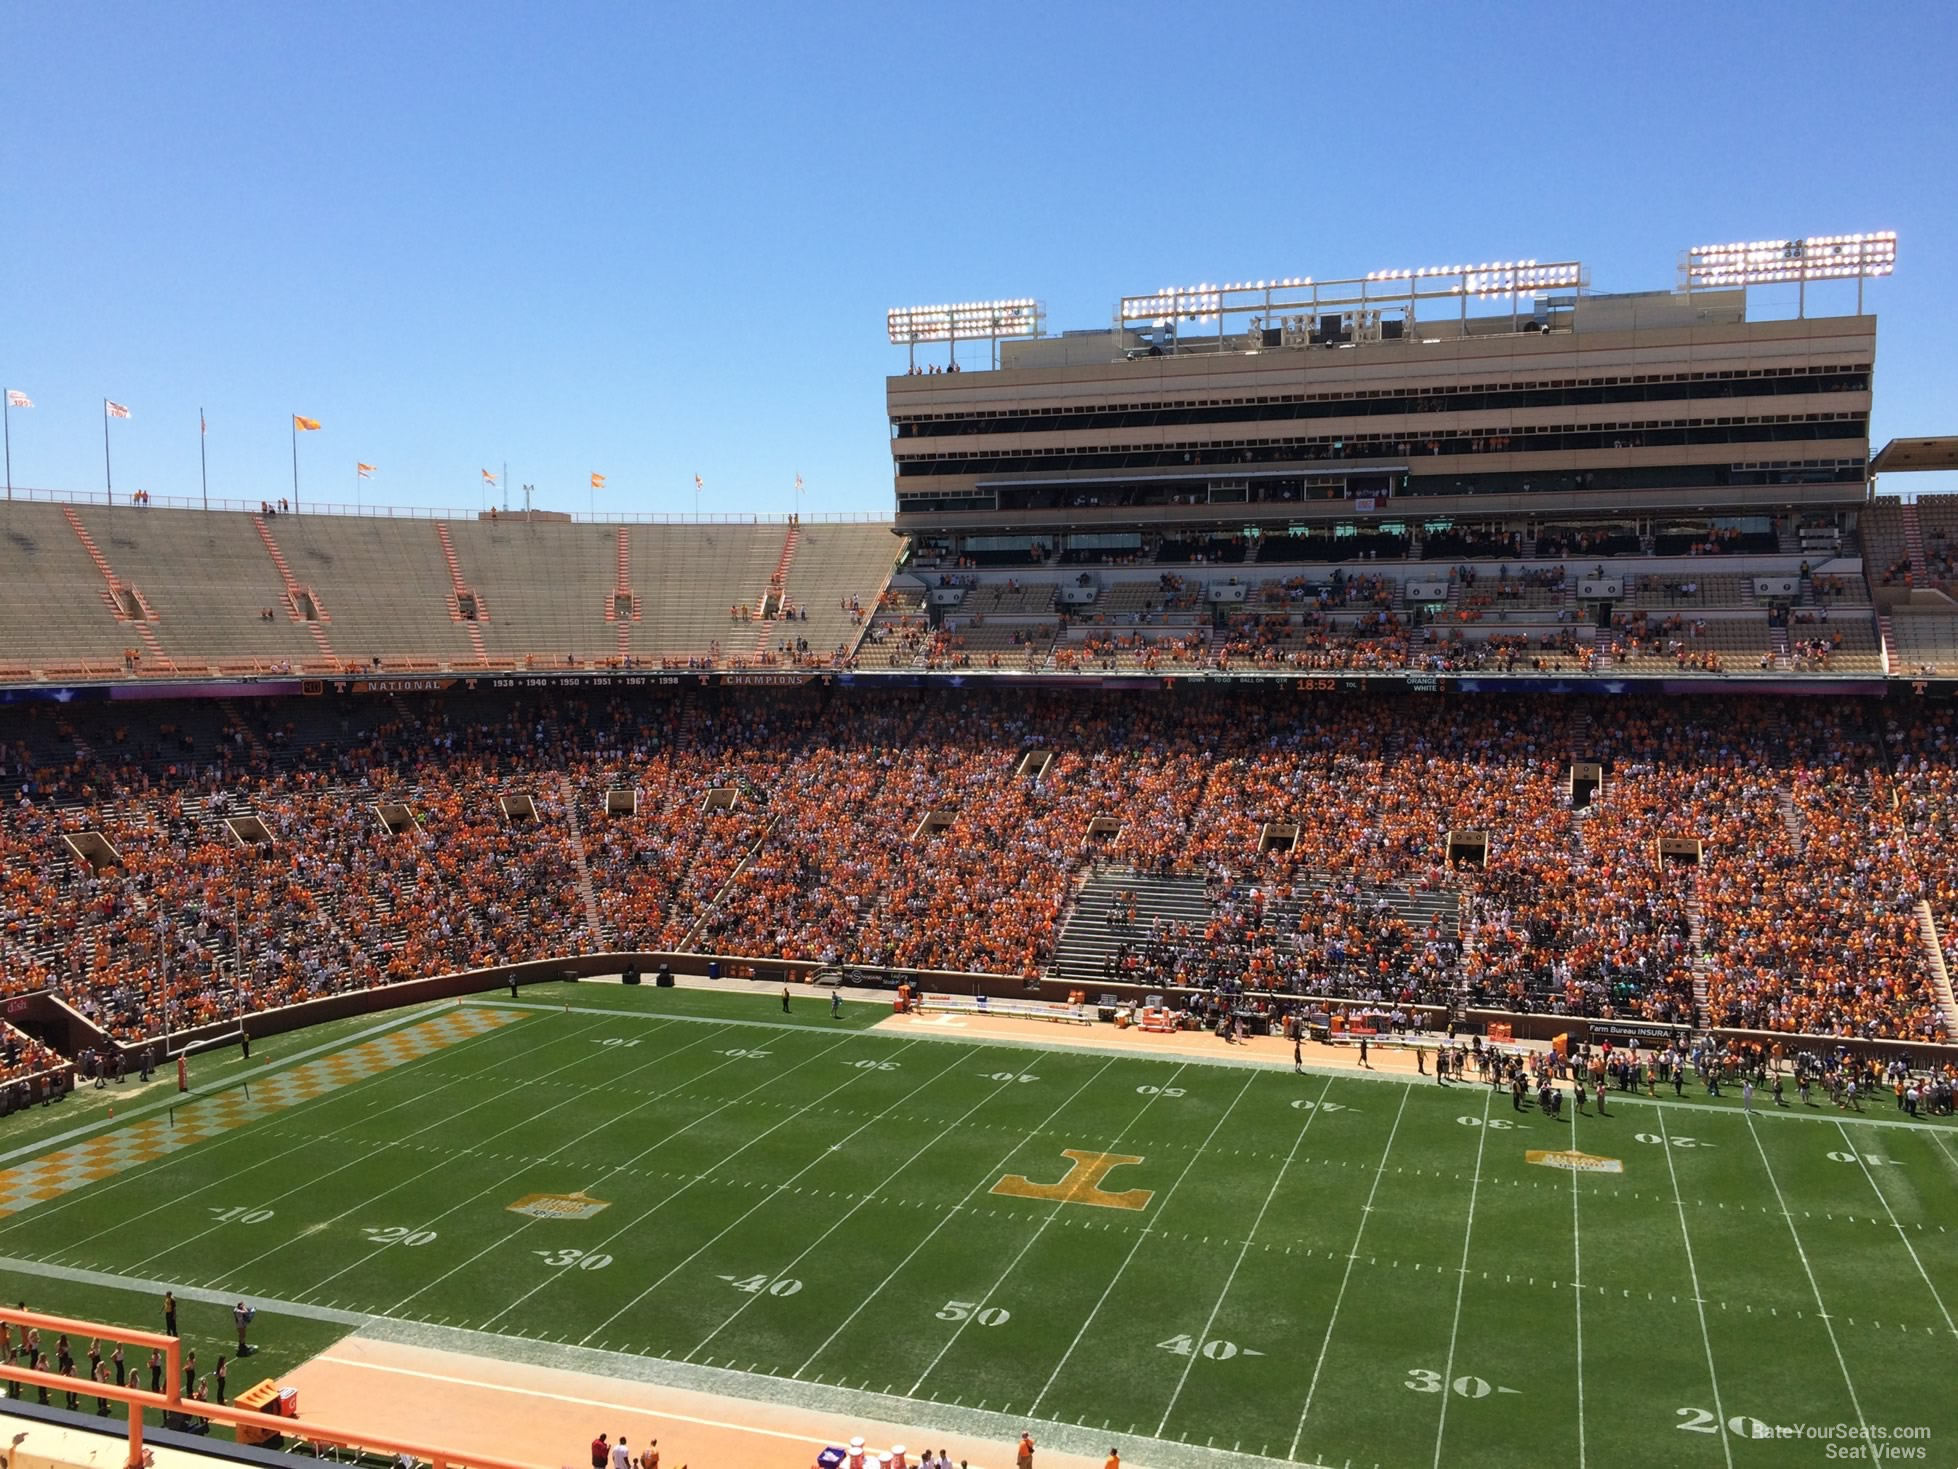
[0,1305,541,1469]
[0,484,891,526]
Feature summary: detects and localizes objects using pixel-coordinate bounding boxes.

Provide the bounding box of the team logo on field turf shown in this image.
[507,1191,611,1219]
[1525,1149,1624,1175]
[992,1149,1152,1211]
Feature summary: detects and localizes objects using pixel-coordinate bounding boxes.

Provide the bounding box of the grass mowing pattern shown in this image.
[2,984,1957,1469]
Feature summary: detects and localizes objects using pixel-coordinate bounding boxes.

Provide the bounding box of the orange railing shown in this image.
[0,1307,540,1469]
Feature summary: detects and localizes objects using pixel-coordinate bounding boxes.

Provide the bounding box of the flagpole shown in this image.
[199,408,209,512]
[3,392,11,502]
[290,415,299,513]
[103,400,114,501]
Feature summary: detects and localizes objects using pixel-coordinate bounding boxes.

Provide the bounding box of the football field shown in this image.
[3,986,1957,1469]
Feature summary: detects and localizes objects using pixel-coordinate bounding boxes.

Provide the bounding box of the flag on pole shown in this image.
[5,391,30,409]
[590,473,606,490]
[106,401,131,419]
[293,415,321,431]
[794,472,804,494]
[481,468,497,487]
[694,474,704,492]
[200,411,207,435]
[357,463,376,479]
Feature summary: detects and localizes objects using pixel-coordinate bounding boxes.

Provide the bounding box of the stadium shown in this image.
[3,216,1958,1469]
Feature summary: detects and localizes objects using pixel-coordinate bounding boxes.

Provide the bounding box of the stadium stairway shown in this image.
[215,699,268,760]
[62,507,170,668]
[1050,868,1212,987]
[612,528,636,662]
[1686,886,1711,1026]
[557,772,606,942]
[1913,901,1958,1035]
[1903,501,1928,585]
[251,515,338,664]
[434,523,490,663]
[1775,788,1807,854]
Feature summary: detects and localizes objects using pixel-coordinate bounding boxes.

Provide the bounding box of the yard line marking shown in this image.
[276,1021,744,1296]
[1656,1106,1730,1468]
[575,1038,956,1343]
[1289,1082,1410,1456]
[395,1032,878,1319]
[40,1013,593,1265]
[792,1056,1120,1378]
[1568,1097,1587,1469]
[1148,1072,1326,1435]
[686,1045,1029,1359]
[907,1064,1194,1399]
[126,1018,669,1284]
[1835,1121,1958,1337]
[1744,1114,1872,1445]
[1429,1084,1491,1469]
[1034,1068,1281,1417]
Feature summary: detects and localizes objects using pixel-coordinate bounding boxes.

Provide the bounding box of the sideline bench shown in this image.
[917,993,1094,1025]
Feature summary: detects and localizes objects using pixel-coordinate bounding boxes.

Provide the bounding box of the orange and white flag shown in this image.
[357,463,376,479]
[294,415,322,431]
[590,473,606,490]
[105,400,131,419]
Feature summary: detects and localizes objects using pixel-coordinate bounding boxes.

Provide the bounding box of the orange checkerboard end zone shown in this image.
[0,1007,523,1218]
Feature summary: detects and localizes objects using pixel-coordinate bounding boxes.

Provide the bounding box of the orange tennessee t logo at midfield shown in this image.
[992,1150,1153,1211]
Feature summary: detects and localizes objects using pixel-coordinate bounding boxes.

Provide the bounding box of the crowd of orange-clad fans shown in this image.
[0,689,1950,1057]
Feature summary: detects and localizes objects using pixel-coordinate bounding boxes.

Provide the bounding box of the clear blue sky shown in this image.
[5,0,1956,517]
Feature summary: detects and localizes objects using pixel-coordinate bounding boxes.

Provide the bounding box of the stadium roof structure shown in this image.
[1872,436,1958,474]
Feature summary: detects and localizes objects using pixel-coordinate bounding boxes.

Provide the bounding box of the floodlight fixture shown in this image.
[886,299,1041,345]
[1683,232,1896,290]
[1365,259,1584,297]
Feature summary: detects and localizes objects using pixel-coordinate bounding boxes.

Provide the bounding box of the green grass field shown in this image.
[4,984,1958,1469]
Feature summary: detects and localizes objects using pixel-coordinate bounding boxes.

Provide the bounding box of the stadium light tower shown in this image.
[887,298,1042,371]
[1681,232,1897,316]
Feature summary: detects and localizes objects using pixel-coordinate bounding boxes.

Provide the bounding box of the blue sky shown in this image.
[4,0,1955,516]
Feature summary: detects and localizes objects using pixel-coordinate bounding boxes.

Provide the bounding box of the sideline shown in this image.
[0,1001,486,1166]
[0,1255,1328,1469]
[472,998,1958,1133]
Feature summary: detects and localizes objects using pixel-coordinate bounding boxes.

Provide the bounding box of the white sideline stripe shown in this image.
[0,1258,1326,1469]
[1836,1120,1958,1336]
[686,1044,1023,1358]
[904,1062,1197,1399]
[482,1000,1958,1135]
[1149,1071,1319,1435]
[1290,1083,1409,1457]
[312,1354,894,1451]
[0,1001,475,1169]
[1744,1114,1873,1444]
[0,1254,371,1326]
[1657,1109,1733,1469]
[571,1038,939,1343]
[1428,1084,1492,1469]
[790,1055,1121,1378]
